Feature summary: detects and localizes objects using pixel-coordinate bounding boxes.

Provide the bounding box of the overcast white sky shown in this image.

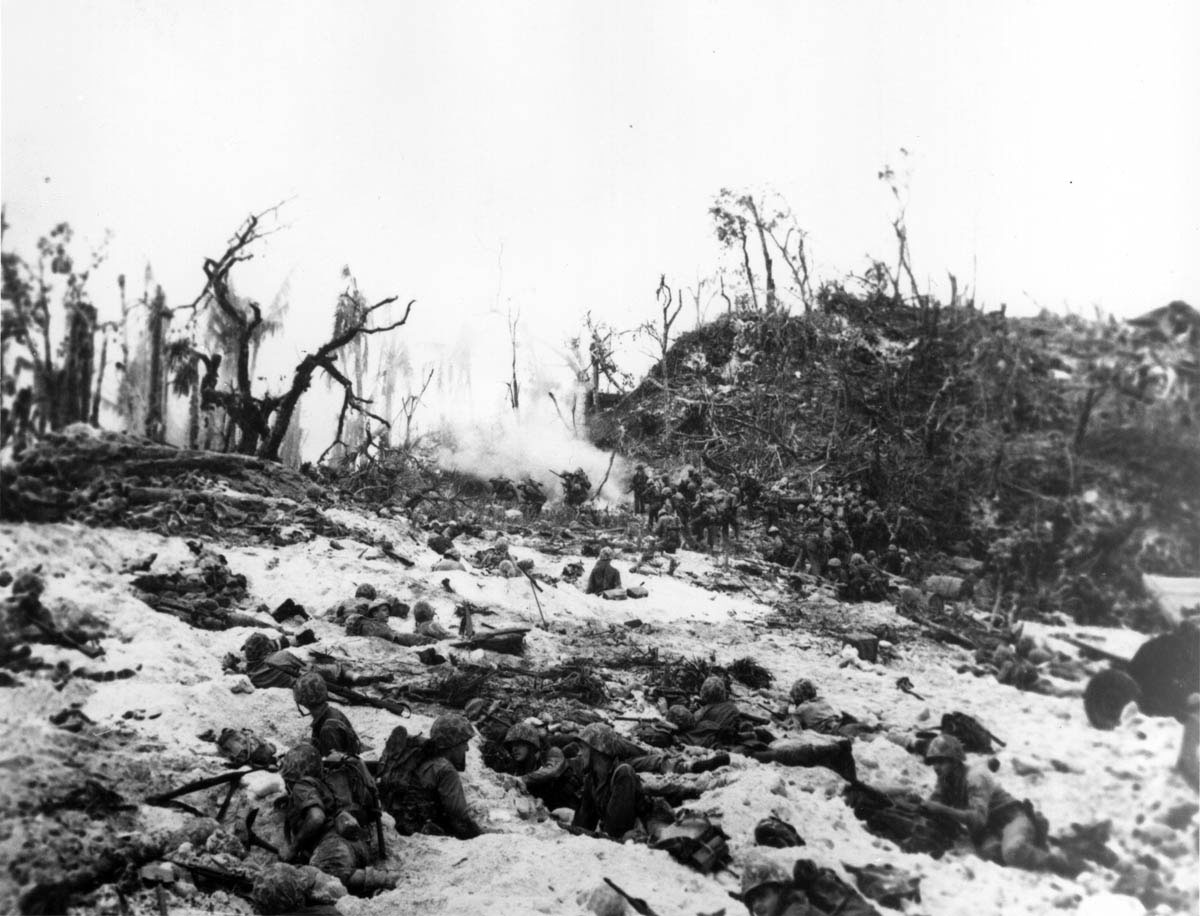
[4,0,1198,374]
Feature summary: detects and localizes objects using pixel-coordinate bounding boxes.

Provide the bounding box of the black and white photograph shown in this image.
[1,3,1197,914]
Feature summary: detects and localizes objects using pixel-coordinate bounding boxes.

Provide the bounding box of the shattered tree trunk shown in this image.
[144,285,169,442]
[56,302,97,429]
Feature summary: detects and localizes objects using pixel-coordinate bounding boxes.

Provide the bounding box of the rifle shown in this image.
[325,682,410,717]
[146,767,264,820]
[167,859,254,899]
[520,565,549,627]
[244,809,279,855]
[603,878,661,916]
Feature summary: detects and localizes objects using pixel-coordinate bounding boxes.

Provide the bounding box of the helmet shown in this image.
[767,526,780,535]
[355,583,377,600]
[279,743,322,782]
[740,856,792,898]
[665,705,695,730]
[699,675,727,704]
[789,678,817,704]
[494,538,509,551]
[850,553,865,564]
[413,600,435,623]
[578,722,621,756]
[344,613,367,635]
[599,547,614,560]
[463,697,488,720]
[242,632,276,664]
[253,863,307,915]
[430,714,474,750]
[925,734,966,763]
[504,722,541,749]
[293,672,328,708]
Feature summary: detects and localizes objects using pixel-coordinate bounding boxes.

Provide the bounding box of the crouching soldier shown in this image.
[501,722,584,810]
[413,600,453,640]
[921,735,1081,876]
[585,547,622,595]
[278,744,336,864]
[572,723,648,839]
[308,811,397,897]
[293,672,362,757]
[378,715,484,839]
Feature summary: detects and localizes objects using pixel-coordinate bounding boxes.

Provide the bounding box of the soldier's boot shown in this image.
[689,753,731,774]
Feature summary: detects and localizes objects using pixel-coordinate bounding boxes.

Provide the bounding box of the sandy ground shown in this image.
[0,510,1196,916]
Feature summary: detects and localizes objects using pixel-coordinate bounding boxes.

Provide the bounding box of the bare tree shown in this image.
[505,302,520,411]
[168,207,416,462]
[643,275,684,432]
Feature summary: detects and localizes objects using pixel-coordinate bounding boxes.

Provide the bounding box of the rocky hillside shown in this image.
[592,298,1200,631]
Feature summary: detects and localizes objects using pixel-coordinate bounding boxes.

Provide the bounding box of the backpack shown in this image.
[651,813,730,874]
[377,727,441,836]
[940,712,1001,754]
[323,755,381,829]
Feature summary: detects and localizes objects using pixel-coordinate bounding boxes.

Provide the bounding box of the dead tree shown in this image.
[144,285,170,441]
[743,196,777,312]
[645,275,683,434]
[1,219,107,435]
[173,208,416,462]
[505,302,520,411]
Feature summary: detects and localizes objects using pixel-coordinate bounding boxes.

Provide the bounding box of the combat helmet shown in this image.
[253,864,308,915]
[292,672,328,709]
[279,742,322,783]
[412,600,435,623]
[740,856,792,900]
[503,721,541,750]
[925,734,966,763]
[789,678,817,704]
[242,631,277,664]
[430,714,474,750]
[699,675,728,704]
[665,705,695,730]
[578,722,621,756]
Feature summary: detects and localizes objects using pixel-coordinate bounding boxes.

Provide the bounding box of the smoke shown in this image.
[425,317,628,504]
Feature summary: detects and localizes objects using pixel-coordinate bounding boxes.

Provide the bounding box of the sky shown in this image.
[3,0,1199,425]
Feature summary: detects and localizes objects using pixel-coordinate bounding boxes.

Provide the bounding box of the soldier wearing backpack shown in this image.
[293,673,362,757]
[378,716,484,839]
[276,745,391,894]
[278,744,338,864]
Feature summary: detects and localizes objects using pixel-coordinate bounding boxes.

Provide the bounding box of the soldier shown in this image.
[921,735,1081,876]
[307,811,397,896]
[413,600,453,640]
[501,722,584,810]
[571,723,646,838]
[785,678,874,738]
[738,857,817,916]
[630,464,648,514]
[654,504,683,554]
[379,715,484,839]
[278,743,337,863]
[518,477,547,517]
[684,675,772,749]
[293,673,362,757]
[489,476,518,502]
[345,610,436,647]
[585,547,623,595]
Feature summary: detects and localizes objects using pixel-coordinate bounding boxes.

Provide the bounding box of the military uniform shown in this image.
[312,706,362,757]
